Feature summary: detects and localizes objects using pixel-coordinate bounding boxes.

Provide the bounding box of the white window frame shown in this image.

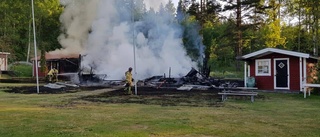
[37,61,41,67]
[255,59,271,76]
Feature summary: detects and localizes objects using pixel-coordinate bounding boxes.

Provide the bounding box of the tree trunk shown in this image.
[298,0,301,52]
[235,0,242,71]
[313,0,319,56]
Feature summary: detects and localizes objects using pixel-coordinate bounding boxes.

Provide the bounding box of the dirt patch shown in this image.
[81,87,266,107]
[81,87,225,107]
[3,86,107,94]
[3,86,265,107]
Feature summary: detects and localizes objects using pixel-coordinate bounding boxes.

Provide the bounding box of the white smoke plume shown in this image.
[58,0,199,80]
[143,0,164,11]
[55,0,99,55]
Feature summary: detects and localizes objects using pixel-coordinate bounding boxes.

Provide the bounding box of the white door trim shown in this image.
[274,58,290,89]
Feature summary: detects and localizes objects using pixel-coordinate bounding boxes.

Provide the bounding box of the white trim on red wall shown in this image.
[243,48,309,59]
[242,48,317,91]
[299,57,302,91]
[6,54,8,70]
[255,59,271,76]
[303,58,307,93]
[274,58,290,90]
[248,64,250,77]
[244,61,247,87]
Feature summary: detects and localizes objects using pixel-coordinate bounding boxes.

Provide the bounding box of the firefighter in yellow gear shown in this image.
[124,67,133,94]
[47,67,58,82]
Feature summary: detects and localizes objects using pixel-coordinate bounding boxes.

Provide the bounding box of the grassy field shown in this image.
[0,89,320,137]
[0,83,44,87]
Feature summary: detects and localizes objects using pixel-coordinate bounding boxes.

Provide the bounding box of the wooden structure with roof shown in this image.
[240,48,319,92]
[32,52,80,77]
[0,52,10,71]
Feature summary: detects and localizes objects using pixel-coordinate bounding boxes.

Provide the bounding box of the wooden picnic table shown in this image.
[218,91,258,103]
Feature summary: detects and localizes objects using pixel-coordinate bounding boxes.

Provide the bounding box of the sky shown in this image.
[172,0,179,7]
[142,0,181,11]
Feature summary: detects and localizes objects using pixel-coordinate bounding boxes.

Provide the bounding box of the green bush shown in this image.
[312,61,320,95]
[9,64,33,77]
[208,59,244,79]
[210,71,244,79]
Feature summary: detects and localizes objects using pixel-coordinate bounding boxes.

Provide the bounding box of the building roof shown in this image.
[241,48,311,60]
[0,52,10,55]
[45,52,79,60]
[32,52,80,60]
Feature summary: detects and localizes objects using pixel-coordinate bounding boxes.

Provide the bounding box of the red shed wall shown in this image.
[32,60,46,77]
[33,59,79,77]
[248,57,273,90]
[289,56,300,91]
[248,53,301,91]
[33,60,60,77]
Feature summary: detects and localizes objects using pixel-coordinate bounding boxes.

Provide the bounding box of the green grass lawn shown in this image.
[0,83,43,88]
[0,89,320,137]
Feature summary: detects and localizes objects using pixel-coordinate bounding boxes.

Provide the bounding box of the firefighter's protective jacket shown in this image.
[125,71,132,86]
[48,68,58,75]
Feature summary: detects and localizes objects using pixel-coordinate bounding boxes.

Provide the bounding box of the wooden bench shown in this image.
[303,83,320,98]
[218,91,258,103]
[236,87,258,90]
[217,87,258,92]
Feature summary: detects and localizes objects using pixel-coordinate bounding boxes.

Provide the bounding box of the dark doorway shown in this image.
[275,59,289,89]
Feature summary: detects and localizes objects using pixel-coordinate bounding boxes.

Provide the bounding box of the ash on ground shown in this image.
[2,68,254,106]
[3,83,107,94]
[81,87,224,107]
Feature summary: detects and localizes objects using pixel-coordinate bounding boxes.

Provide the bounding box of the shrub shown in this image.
[9,64,32,77]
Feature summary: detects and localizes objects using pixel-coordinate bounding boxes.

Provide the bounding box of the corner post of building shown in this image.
[303,58,307,98]
[299,57,303,91]
[6,54,9,70]
[244,61,247,87]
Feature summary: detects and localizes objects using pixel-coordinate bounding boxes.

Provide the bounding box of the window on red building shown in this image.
[256,59,271,76]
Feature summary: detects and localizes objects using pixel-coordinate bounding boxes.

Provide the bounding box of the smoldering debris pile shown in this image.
[142,68,216,90]
[141,68,245,91]
[74,67,212,89]
[42,67,243,92]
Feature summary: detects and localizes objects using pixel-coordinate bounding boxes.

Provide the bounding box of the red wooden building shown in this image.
[0,52,10,71]
[32,52,80,77]
[241,48,318,92]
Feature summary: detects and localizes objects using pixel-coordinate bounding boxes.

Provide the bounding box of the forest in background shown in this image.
[0,0,319,73]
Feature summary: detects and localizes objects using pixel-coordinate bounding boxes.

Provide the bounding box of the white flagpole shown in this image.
[31,0,40,94]
[132,0,138,95]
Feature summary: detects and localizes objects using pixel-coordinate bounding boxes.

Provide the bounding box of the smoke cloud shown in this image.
[57,0,200,80]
